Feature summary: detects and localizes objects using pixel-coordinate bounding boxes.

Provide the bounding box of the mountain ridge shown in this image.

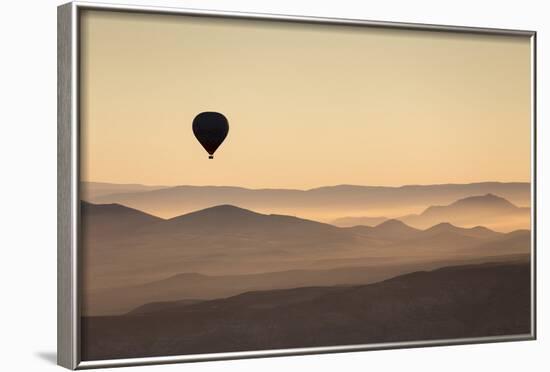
[83,181,530,222]
[82,201,511,237]
[401,193,530,230]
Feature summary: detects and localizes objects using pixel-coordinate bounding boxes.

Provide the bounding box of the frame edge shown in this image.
[64,2,537,369]
[72,0,535,36]
[58,2,78,370]
[531,31,537,341]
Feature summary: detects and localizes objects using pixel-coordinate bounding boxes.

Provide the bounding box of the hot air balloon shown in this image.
[192,112,229,159]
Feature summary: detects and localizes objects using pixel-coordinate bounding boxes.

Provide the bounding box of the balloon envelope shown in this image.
[192,112,229,159]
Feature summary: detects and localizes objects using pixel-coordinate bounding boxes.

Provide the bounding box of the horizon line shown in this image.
[81,180,531,192]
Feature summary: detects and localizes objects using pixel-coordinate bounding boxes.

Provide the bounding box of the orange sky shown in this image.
[80,10,532,189]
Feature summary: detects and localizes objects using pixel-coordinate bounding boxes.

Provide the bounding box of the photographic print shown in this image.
[74,7,534,363]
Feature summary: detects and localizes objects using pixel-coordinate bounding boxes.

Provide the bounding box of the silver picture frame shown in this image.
[58,1,537,369]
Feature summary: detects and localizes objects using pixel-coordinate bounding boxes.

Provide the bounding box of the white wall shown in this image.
[0,0,546,371]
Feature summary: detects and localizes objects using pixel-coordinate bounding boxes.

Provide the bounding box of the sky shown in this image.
[79,10,532,189]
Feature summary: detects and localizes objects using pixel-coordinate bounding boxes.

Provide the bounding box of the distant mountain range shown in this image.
[82,260,531,360]
[81,182,530,223]
[81,201,531,315]
[81,181,166,200]
[400,193,530,230]
[335,194,530,231]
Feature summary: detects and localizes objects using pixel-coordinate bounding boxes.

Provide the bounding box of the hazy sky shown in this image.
[80,10,532,189]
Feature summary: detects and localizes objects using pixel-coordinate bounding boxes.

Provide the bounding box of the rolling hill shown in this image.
[81,201,163,239]
[346,219,421,240]
[82,261,531,360]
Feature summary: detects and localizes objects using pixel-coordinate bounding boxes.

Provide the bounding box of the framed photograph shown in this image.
[57,1,537,369]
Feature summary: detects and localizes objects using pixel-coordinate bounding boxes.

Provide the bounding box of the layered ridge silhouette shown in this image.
[81,201,530,315]
[82,182,530,224]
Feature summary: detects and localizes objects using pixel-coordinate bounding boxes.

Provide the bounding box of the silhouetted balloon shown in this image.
[192,112,229,159]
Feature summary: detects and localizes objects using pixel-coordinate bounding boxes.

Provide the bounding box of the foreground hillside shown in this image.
[82,261,531,360]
